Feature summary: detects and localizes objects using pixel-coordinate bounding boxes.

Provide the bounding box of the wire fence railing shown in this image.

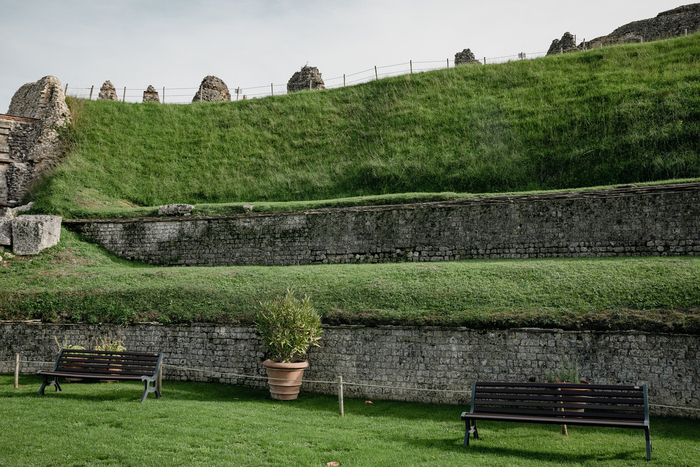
[63,51,549,104]
[62,29,698,105]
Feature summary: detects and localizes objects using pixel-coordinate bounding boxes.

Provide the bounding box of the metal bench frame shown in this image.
[462,381,651,461]
[37,349,164,402]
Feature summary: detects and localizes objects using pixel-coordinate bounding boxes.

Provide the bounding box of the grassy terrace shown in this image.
[1,228,699,332]
[2,376,698,466]
[29,34,700,218]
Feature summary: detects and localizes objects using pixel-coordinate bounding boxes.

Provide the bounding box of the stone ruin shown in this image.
[454,48,481,66]
[0,206,61,257]
[98,80,119,101]
[192,76,231,102]
[142,85,160,103]
[546,32,581,56]
[548,4,700,54]
[2,76,71,206]
[287,66,325,93]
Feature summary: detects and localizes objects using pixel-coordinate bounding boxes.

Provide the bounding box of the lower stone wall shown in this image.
[1,322,698,418]
[65,183,700,267]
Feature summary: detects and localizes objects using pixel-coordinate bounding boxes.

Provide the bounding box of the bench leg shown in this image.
[645,427,652,461]
[38,376,61,395]
[141,377,161,402]
[463,419,478,446]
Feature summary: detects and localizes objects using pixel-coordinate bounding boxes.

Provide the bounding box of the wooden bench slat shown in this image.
[475,393,645,405]
[473,407,645,420]
[475,382,643,391]
[462,413,646,429]
[474,400,645,412]
[476,388,644,398]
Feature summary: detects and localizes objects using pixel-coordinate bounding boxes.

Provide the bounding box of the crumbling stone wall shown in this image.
[98,80,119,101]
[1,322,697,417]
[1,76,70,206]
[142,85,160,103]
[287,66,325,93]
[65,183,700,267]
[549,3,700,54]
[454,48,481,65]
[192,76,231,102]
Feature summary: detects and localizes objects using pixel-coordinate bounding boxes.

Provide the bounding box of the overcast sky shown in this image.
[0,0,688,111]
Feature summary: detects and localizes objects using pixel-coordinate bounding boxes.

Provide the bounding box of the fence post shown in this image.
[375,65,378,80]
[338,375,344,417]
[64,83,68,95]
[89,85,94,100]
[271,83,274,96]
[14,353,19,388]
[483,57,486,65]
[447,58,449,68]
[343,74,346,86]
[123,87,126,102]
[163,87,165,103]
[410,60,413,74]
[237,87,240,101]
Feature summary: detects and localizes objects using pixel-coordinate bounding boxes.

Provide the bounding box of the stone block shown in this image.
[11,215,61,255]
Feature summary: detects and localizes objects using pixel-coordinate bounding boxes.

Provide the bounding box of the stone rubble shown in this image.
[142,85,160,103]
[192,76,231,102]
[11,215,62,255]
[158,204,195,216]
[287,66,325,93]
[546,32,580,56]
[454,48,481,66]
[98,80,119,101]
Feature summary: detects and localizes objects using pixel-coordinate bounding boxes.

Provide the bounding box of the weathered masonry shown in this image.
[1,323,697,418]
[65,183,700,266]
[0,115,41,205]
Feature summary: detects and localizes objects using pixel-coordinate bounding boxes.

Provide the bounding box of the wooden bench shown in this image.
[37,349,164,402]
[462,381,651,461]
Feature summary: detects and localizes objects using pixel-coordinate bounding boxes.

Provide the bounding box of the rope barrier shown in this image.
[4,359,699,412]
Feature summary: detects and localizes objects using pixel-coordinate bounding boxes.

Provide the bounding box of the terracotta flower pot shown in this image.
[262,360,309,401]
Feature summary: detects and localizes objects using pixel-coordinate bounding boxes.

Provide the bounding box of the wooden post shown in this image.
[410,60,413,74]
[343,74,346,86]
[447,58,449,68]
[271,83,274,96]
[64,83,68,95]
[89,85,94,100]
[123,87,126,102]
[157,365,162,395]
[237,87,240,101]
[14,353,19,389]
[483,57,486,65]
[685,29,688,36]
[375,66,378,80]
[163,87,165,103]
[338,375,344,417]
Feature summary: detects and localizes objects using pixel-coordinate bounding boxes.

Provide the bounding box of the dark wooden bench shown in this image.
[462,381,651,461]
[37,349,164,402]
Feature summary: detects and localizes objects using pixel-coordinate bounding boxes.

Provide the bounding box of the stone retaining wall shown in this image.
[65,183,700,267]
[1,322,697,418]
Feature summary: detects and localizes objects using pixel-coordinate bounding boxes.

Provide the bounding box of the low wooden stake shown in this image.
[410,60,413,74]
[64,83,68,95]
[123,87,126,102]
[343,74,346,86]
[483,57,486,65]
[338,375,344,417]
[157,365,163,395]
[163,87,165,103]
[375,66,378,80]
[447,58,449,68]
[89,85,94,100]
[14,353,19,389]
[271,83,274,96]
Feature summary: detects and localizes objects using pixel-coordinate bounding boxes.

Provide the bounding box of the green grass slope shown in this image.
[31,35,700,216]
[1,228,699,333]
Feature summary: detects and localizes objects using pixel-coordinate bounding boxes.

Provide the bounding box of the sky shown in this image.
[0,0,689,111]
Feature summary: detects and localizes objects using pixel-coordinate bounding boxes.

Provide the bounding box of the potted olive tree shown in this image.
[256,289,323,400]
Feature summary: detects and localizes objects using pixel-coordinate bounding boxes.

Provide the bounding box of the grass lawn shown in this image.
[1,376,698,466]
